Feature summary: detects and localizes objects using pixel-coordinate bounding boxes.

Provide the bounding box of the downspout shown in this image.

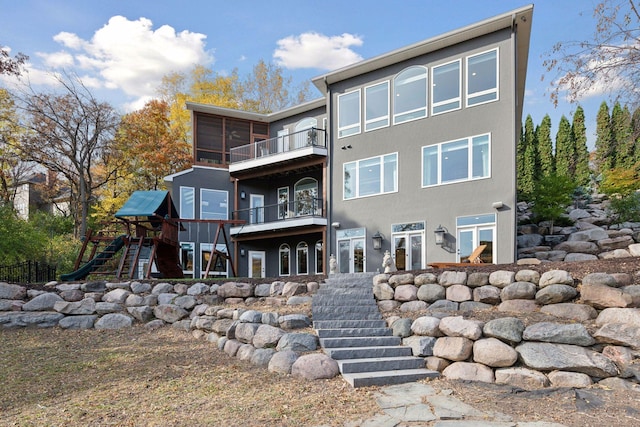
[511,13,518,263]
[324,76,332,276]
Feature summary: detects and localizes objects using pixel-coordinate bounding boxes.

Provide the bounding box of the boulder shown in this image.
[445,285,472,302]
[483,317,525,344]
[218,282,253,298]
[250,348,276,367]
[127,306,154,322]
[568,228,608,241]
[473,338,518,367]
[547,371,592,388]
[466,272,490,288]
[278,314,311,329]
[411,316,442,336]
[0,311,63,328]
[291,353,339,380]
[402,336,437,357]
[58,315,98,330]
[0,283,26,300]
[276,333,318,352]
[564,253,599,262]
[400,301,428,312]
[554,241,599,254]
[94,313,133,330]
[522,322,595,346]
[268,350,299,374]
[388,273,414,288]
[236,344,256,361]
[498,299,538,313]
[391,318,413,337]
[540,303,597,321]
[373,282,394,300]
[414,273,438,286]
[253,324,286,349]
[488,271,515,288]
[235,322,260,344]
[580,284,633,309]
[514,269,540,284]
[442,362,494,383]
[582,272,619,287]
[239,310,263,323]
[473,286,501,304]
[438,316,482,340]
[501,282,537,300]
[102,288,131,304]
[438,271,467,287]
[223,339,242,357]
[417,284,445,302]
[187,283,210,296]
[22,293,63,311]
[153,304,188,323]
[130,282,152,294]
[495,367,549,389]
[378,300,401,312]
[433,337,474,361]
[539,270,574,287]
[593,323,640,349]
[254,283,271,297]
[535,285,577,305]
[282,282,306,297]
[394,284,418,302]
[516,342,619,377]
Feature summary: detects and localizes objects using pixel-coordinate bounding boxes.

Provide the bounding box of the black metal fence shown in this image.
[0,261,57,283]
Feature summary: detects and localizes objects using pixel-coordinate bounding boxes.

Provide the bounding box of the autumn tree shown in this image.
[11,72,120,237]
[571,106,591,187]
[536,114,555,179]
[544,0,640,107]
[555,115,574,178]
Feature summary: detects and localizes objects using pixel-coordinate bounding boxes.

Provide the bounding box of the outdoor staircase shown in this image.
[312,273,439,388]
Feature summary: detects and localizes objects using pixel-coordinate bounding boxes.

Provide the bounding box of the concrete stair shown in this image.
[313,273,439,388]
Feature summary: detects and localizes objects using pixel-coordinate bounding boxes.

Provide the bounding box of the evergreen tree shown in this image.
[613,104,634,169]
[536,114,554,178]
[516,122,526,195]
[518,115,537,197]
[555,115,574,178]
[594,101,613,175]
[631,106,640,165]
[571,106,591,187]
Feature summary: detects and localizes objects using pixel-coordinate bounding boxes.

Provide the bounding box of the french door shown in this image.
[248,251,265,278]
[337,228,366,273]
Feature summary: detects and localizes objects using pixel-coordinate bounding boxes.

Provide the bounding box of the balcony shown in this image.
[229,128,327,178]
[230,198,327,238]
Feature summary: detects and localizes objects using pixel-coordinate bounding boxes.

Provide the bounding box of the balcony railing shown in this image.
[230,127,326,164]
[234,198,324,225]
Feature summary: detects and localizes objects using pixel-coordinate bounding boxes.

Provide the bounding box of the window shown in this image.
[297,242,308,275]
[278,187,289,219]
[294,178,318,216]
[180,186,195,219]
[294,117,318,148]
[200,189,228,220]
[338,90,360,138]
[467,49,498,106]
[344,153,397,199]
[315,240,323,274]
[180,242,194,276]
[432,59,461,115]
[279,244,290,276]
[457,214,496,263]
[394,66,428,124]
[200,243,228,278]
[422,134,490,187]
[365,81,389,131]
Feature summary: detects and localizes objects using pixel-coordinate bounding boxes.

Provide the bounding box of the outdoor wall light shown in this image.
[372,231,383,250]
[492,201,504,209]
[240,191,246,200]
[434,225,448,246]
[240,248,246,257]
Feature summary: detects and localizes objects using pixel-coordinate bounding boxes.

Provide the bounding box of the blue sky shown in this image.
[0,0,607,148]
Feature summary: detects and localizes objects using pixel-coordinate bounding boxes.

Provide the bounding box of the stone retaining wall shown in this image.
[375,269,640,390]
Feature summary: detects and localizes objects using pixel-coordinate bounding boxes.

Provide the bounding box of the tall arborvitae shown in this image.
[613,104,634,169]
[518,115,537,197]
[632,106,640,165]
[555,115,574,178]
[594,101,613,175]
[571,106,591,187]
[517,120,527,195]
[536,114,555,178]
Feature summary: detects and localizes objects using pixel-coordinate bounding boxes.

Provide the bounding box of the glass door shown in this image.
[248,251,265,278]
[457,226,494,263]
[249,194,264,224]
[337,228,366,273]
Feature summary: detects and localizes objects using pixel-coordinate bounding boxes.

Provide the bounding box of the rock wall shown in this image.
[0,279,338,379]
[375,269,640,390]
[517,198,640,262]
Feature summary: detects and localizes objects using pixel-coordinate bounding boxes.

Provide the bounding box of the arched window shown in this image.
[393,66,428,124]
[294,117,318,148]
[279,244,290,276]
[294,177,318,216]
[297,242,309,275]
[315,240,323,274]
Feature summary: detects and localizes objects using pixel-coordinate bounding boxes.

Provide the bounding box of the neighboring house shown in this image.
[164,5,533,278]
[12,172,70,220]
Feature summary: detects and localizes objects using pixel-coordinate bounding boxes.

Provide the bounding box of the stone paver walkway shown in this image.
[338,383,568,427]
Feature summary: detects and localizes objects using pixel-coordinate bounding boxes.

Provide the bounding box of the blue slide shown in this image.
[60,235,126,281]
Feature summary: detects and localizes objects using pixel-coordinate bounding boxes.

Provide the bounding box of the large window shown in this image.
[180,186,195,220]
[200,189,228,220]
[344,153,397,200]
[365,81,389,131]
[338,90,360,138]
[393,66,428,124]
[200,243,228,278]
[467,49,498,106]
[296,242,308,275]
[422,134,490,187]
[279,244,290,276]
[432,59,461,115]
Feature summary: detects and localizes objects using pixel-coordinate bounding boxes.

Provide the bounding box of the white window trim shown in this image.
[200,243,229,278]
[431,59,462,116]
[421,133,491,188]
[393,66,428,125]
[200,188,229,220]
[180,186,195,220]
[296,241,309,275]
[364,81,390,132]
[315,240,323,274]
[279,243,291,277]
[466,48,499,108]
[337,89,361,138]
[179,241,194,274]
[343,152,398,200]
[456,213,497,263]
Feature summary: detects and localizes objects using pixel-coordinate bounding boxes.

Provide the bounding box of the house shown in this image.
[164,5,533,279]
[12,172,71,220]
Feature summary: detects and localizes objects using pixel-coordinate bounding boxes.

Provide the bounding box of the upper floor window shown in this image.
[432,59,461,115]
[393,66,428,124]
[344,153,398,199]
[467,49,498,106]
[422,133,490,187]
[365,81,389,131]
[200,189,228,220]
[180,186,195,220]
[338,90,360,138]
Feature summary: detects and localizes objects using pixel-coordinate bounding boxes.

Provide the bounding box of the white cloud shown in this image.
[29,16,213,107]
[273,32,363,70]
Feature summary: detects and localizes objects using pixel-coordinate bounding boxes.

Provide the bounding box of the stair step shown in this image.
[313,312,382,321]
[313,319,387,329]
[342,368,439,388]
[316,327,392,338]
[320,336,401,348]
[324,345,413,359]
[338,356,425,374]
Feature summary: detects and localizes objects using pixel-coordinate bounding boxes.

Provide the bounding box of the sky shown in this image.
[0,0,611,149]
